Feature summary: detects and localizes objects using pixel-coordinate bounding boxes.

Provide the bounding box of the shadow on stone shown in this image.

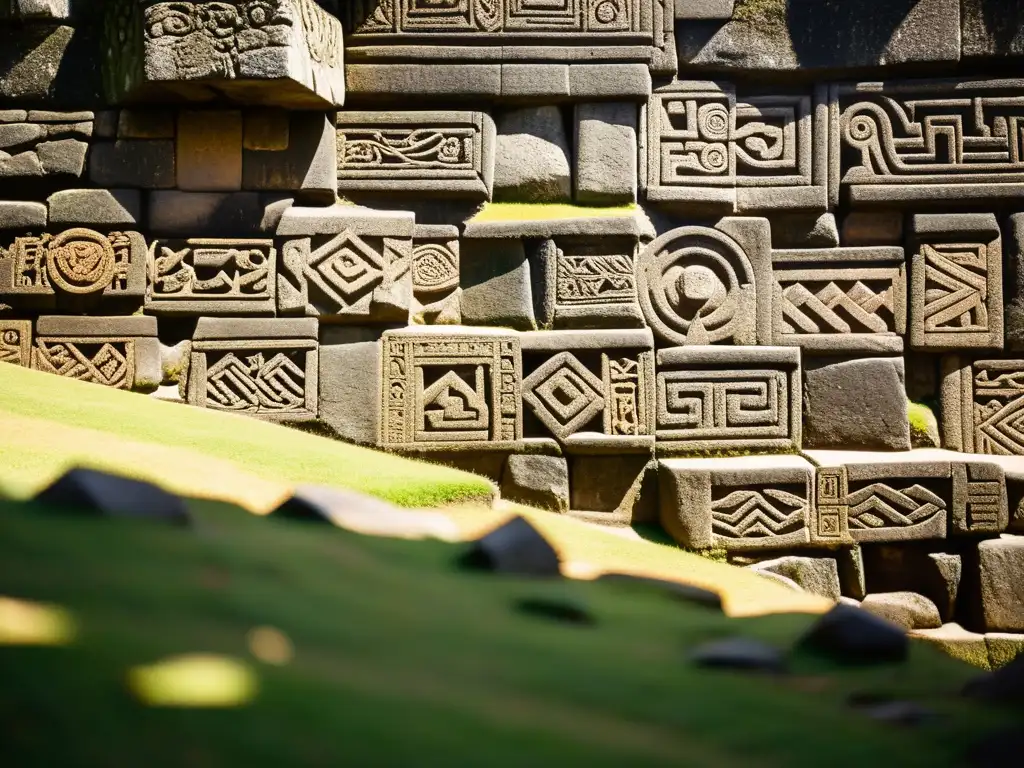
[33,467,190,526]
[963,651,1024,707]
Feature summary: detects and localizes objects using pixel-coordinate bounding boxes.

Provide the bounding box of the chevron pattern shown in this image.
[780,280,893,335]
[711,489,806,539]
[847,484,944,529]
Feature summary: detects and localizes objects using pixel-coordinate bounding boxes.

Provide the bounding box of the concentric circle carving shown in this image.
[47,228,116,295]
[637,226,756,346]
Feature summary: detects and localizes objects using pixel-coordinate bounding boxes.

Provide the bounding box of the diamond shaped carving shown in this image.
[523,352,605,439]
[304,231,385,307]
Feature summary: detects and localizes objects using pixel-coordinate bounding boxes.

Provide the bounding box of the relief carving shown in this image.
[0,320,31,368]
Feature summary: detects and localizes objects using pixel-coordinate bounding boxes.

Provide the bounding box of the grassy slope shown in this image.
[0,364,832,617]
[0,497,1009,768]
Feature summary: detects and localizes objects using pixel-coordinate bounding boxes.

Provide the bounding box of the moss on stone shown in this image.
[908,401,940,448]
[732,0,787,30]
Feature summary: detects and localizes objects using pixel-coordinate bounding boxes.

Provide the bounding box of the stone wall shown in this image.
[2,0,1024,650]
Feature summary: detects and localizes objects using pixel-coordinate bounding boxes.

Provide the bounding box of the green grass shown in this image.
[471,202,638,222]
[0,497,1011,767]
[0,363,493,509]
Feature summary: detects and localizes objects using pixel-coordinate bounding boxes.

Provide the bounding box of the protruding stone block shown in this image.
[188,317,318,422]
[31,315,160,392]
[978,535,1024,632]
[317,325,381,446]
[460,238,535,331]
[47,189,142,225]
[521,329,654,452]
[751,556,840,600]
[797,603,908,664]
[501,455,569,514]
[337,111,494,200]
[574,102,637,205]
[243,111,336,203]
[862,545,962,622]
[909,213,1003,351]
[639,218,772,347]
[277,205,412,324]
[494,107,571,204]
[655,346,801,455]
[675,0,735,20]
[645,81,827,213]
[104,0,345,108]
[379,327,522,451]
[771,247,906,355]
[460,516,560,577]
[659,455,814,552]
[803,357,910,451]
[952,461,1009,535]
[0,201,46,230]
[861,592,942,631]
[942,356,1024,456]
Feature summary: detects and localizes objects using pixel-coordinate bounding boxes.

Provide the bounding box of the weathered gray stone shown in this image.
[862,592,942,630]
[243,109,289,151]
[47,189,141,225]
[317,326,381,447]
[770,213,838,249]
[501,455,569,514]
[660,455,814,551]
[961,0,1024,59]
[460,238,535,331]
[245,111,337,203]
[677,0,736,20]
[5,0,70,19]
[978,535,1024,631]
[803,357,910,451]
[460,515,561,577]
[500,64,569,99]
[34,468,189,526]
[797,603,908,664]
[148,191,263,236]
[910,623,990,669]
[276,204,415,238]
[571,455,656,525]
[494,107,571,204]
[35,138,87,176]
[88,140,175,189]
[690,637,785,673]
[837,545,866,600]
[1005,213,1024,352]
[0,123,45,149]
[465,209,652,241]
[160,340,190,386]
[952,461,1009,535]
[105,0,345,108]
[678,0,960,72]
[752,556,840,601]
[568,64,651,99]
[574,102,637,206]
[344,64,501,99]
[176,111,243,192]
[862,545,961,622]
[118,110,175,139]
[0,201,46,229]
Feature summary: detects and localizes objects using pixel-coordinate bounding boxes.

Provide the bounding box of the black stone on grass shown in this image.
[458,515,561,576]
[690,637,786,673]
[515,597,594,626]
[34,467,190,526]
[796,603,908,664]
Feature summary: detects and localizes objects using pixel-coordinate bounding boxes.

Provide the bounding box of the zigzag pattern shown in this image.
[780,281,892,335]
[711,489,805,538]
[847,484,944,529]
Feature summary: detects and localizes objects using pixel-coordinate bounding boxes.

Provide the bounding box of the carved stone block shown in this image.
[277,206,413,323]
[952,461,1009,536]
[833,79,1024,206]
[771,247,906,354]
[31,315,161,393]
[187,317,318,422]
[645,81,827,213]
[808,451,951,544]
[0,228,146,311]
[521,329,654,453]
[105,0,345,108]
[909,214,1003,351]
[337,111,495,199]
[0,319,31,367]
[412,225,460,301]
[380,328,522,450]
[655,346,801,455]
[659,455,813,552]
[533,235,644,330]
[146,238,276,316]
[638,218,771,346]
[942,356,1024,456]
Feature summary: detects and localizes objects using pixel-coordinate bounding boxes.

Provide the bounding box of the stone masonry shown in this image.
[2,1,1024,650]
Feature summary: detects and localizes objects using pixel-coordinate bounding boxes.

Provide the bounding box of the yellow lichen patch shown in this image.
[128,654,257,707]
[470,202,637,222]
[0,596,75,646]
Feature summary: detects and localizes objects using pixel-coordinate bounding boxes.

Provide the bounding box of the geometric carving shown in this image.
[412,238,459,296]
[33,338,136,389]
[187,319,318,422]
[711,485,808,547]
[108,0,345,107]
[910,214,1002,351]
[942,357,1024,456]
[834,79,1024,206]
[279,231,412,321]
[812,467,850,542]
[337,112,495,199]
[655,346,801,454]
[645,81,828,213]
[0,320,32,367]
[380,330,522,448]
[146,239,276,315]
[952,461,1008,536]
[638,225,766,346]
[521,329,654,450]
[771,247,906,354]
[0,229,146,308]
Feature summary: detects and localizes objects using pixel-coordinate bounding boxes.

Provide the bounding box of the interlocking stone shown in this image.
[501,455,570,514]
[574,102,637,205]
[460,238,535,331]
[977,535,1024,632]
[494,107,571,204]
